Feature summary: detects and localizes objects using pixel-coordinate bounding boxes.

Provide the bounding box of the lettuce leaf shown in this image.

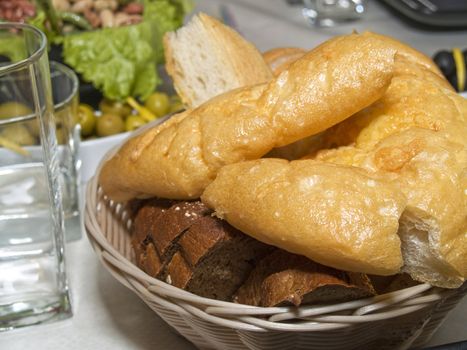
[62,0,191,101]
[0,35,26,62]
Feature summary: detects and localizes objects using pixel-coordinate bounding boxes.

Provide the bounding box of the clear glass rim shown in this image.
[0,22,47,75]
[50,61,79,112]
[0,61,79,126]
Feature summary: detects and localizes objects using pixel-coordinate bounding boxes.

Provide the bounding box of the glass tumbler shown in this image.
[0,23,72,330]
[302,0,367,27]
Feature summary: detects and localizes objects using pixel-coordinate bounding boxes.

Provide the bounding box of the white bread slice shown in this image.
[163,12,273,108]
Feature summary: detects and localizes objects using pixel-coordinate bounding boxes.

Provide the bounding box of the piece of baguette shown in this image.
[100,32,395,202]
[263,47,306,76]
[163,13,273,108]
[201,159,406,276]
[366,128,466,288]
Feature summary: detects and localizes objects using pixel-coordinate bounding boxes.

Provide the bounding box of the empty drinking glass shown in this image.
[302,0,367,27]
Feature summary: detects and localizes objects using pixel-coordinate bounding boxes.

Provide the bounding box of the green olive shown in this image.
[169,101,184,114]
[0,124,36,145]
[56,127,65,145]
[99,99,132,118]
[78,104,97,137]
[0,102,32,119]
[144,92,170,117]
[26,119,41,138]
[125,115,146,132]
[96,113,124,137]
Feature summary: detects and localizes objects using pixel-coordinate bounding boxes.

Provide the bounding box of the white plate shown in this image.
[79,115,172,184]
[79,131,131,184]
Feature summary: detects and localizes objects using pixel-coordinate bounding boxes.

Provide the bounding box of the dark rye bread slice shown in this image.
[132,198,174,277]
[133,199,377,305]
[132,199,210,278]
[166,215,273,300]
[234,249,376,307]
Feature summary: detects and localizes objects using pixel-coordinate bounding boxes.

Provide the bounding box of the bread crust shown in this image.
[263,47,306,76]
[234,249,375,307]
[102,29,466,288]
[202,159,406,275]
[100,32,395,201]
[309,56,467,287]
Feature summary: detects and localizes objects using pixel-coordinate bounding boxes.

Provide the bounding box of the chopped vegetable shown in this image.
[0,136,30,156]
[126,96,156,121]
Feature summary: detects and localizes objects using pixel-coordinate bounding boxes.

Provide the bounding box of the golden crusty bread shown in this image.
[316,73,462,154]
[305,43,466,288]
[262,47,306,76]
[371,128,466,288]
[296,127,466,288]
[201,159,406,276]
[163,13,273,108]
[100,32,395,201]
[265,32,454,161]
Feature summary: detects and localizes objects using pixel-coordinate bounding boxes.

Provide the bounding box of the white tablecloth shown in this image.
[2,1,467,349]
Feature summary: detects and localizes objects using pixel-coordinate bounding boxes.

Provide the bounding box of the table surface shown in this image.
[2,1,467,349]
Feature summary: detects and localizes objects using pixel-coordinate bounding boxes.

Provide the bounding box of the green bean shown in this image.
[35,0,61,34]
[59,12,93,31]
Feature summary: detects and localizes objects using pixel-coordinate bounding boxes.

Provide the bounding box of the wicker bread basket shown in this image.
[84,168,466,350]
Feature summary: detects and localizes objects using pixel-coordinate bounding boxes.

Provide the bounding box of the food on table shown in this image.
[96,113,124,137]
[60,0,192,101]
[77,103,96,136]
[0,0,193,103]
[0,0,36,23]
[168,95,183,113]
[163,13,273,108]
[144,91,170,117]
[100,30,395,201]
[0,124,35,146]
[124,115,145,132]
[98,14,467,305]
[0,102,36,152]
[0,102,33,120]
[99,98,132,118]
[75,92,182,139]
[262,47,307,76]
[52,0,144,30]
[131,198,377,306]
[126,96,156,122]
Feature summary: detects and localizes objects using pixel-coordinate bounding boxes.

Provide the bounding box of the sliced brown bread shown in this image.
[234,250,376,307]
[166,215,273,300]
[133,199,376,305]
[132,199,210,278]
[132,198,174,277]
[132,199,272,300]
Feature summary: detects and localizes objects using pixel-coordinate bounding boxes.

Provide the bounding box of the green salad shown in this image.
[62,0,192,101]
[1,0,193,101]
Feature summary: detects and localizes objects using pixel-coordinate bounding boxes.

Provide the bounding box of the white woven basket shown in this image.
[84,172,466,350]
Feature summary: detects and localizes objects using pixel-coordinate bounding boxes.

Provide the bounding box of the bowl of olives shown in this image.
[78,91,183,183]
